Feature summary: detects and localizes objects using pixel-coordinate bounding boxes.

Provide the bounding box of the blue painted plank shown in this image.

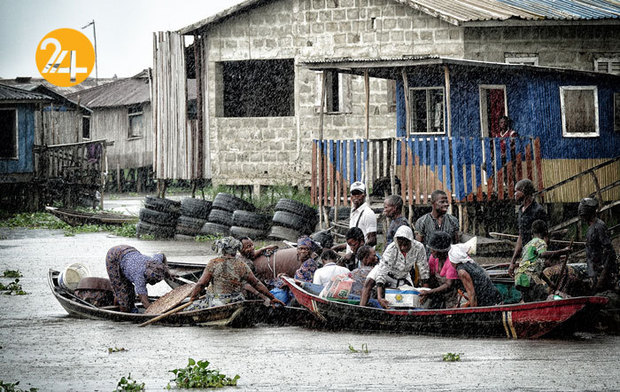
[355,139,361,182]
[484,138,493,180]
[452,137,464,201]
[429,137,436,184]
[443,137,451,194]
[474,137,482,191]
[342,140,348,183]
[436,137,443,184]
[349,140,355,185]
[494,138,502,174]
[464,138,473,196]
[364,139,369,182]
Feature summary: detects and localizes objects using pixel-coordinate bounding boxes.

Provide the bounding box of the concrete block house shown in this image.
[153,0,620,202]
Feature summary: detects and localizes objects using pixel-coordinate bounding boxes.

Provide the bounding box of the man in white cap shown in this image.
[360,225,427,308]
[349,181,377,248]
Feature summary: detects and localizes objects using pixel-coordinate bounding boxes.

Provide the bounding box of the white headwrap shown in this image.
[448,243,474,264]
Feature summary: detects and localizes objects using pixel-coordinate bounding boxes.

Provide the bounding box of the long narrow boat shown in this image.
[48,269,265,327]
[282,276,608,339]
[46,206,138,226]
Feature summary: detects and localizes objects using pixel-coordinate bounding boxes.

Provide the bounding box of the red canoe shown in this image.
[282,276,608,339]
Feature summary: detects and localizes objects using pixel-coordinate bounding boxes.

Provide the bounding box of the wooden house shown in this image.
[0,84,107,210]
[304,57,620,212]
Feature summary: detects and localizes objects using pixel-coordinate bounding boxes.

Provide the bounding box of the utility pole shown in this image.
[81,19,98,85]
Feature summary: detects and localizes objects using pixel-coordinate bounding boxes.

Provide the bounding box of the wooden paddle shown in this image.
[138,298,200,327]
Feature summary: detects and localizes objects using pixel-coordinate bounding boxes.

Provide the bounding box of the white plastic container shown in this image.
[385,285,430,308]
[58,263,91,291]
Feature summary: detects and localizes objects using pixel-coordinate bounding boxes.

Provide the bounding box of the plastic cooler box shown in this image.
[385,286,430,308]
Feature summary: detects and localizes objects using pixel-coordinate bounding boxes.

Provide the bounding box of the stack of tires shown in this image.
[137,196,180,238]
[268,199,318,242]
[200,193,255,237]
[175,198,212,238]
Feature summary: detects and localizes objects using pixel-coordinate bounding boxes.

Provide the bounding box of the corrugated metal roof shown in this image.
[68,77,151,108]
[179,0,620,33]
[0,83,51,102]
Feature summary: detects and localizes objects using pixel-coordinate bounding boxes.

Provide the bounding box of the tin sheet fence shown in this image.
[311,136,542,207]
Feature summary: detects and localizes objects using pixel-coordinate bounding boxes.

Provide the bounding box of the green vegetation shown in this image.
[0,380,38,392]
[108,347,128,353]
[168,358,240,389]
[2,270,22,278]
[195,235,221,242]
[0,279,27,295]
[115,374,145,391]
[348,343,370,354]
[0,211,137,238]
[443,352,462,362]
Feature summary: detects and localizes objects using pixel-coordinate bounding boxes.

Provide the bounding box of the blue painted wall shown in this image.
[0,104,35,174]
[396,64,620,160]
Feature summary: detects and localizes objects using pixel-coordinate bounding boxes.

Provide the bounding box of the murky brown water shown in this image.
[1,229,619,391]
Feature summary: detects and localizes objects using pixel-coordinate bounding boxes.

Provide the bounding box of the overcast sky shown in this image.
[0,0,244,79]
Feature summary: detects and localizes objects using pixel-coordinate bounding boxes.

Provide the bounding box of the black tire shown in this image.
[136,221,175,238]
[272,210,308,231]
[212,193,255,212]
[275,199,317,219]
[328,206,351,221]
[139,207,177,227]
[175,224,200,236]
[177,215,207,230]
[207,209,233,226]
[180,198,212,220]
[144,196,181,215]
[268,225,300,242]
[232,210,271,230]
[200,222,230,236]
[229,226,267,240]
[311,230,334,249]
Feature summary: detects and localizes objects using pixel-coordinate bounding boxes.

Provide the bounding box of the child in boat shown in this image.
[449,243,503,307]
[578,197,618,294]
[513,220,572,302]
[313,249,349,286]
[418,231,458,308]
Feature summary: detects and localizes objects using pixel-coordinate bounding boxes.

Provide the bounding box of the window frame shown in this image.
[128,105,144,140]
[559,86,600,138]
[0,108,18,160]
[315,70,352,115]
[594,56,620,75]
[82,115,91,140]
[408,86,446,135]
[504,54,539,66]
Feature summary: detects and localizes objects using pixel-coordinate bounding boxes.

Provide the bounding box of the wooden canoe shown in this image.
[48,269,265,327]
[46,206,138,226]
[281,276,608,339]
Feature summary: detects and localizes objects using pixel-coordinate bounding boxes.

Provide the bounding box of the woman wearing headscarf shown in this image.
[188,237,285,309]
[293,235,320,283]
[105,245,171,312]
[449,244,502,307]
[419,231,459,308]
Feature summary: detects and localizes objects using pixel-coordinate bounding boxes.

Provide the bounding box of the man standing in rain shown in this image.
[348,181,377,248]
[384,194,410,246]
[414,189,460,255]
[508,179,547,277]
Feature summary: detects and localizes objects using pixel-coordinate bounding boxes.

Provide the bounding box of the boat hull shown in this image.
[48,269,265,327]
[282,277,608,339]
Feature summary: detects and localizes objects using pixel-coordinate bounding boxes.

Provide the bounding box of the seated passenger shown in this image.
[514,220,572,302]
[188,237,284,309]
[449,244,502,307]
[313,249,350,286]
[294,236,320,283]
[350,245,379,297]
[360,226,427,308]
[333,227,366,271]
[419,231,459,308]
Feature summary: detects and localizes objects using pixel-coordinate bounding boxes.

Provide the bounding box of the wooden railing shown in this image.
[311,136,543,207]
[35,139,110,207]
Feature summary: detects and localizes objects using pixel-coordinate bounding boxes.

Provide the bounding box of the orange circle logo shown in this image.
[35,28,95,87]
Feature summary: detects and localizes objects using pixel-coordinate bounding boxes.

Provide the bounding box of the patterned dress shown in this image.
[294,258,319,282]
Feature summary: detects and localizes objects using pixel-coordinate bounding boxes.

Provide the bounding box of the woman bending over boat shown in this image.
[188,237,285,309]
[449,244,502,307]
[105,245,172,313]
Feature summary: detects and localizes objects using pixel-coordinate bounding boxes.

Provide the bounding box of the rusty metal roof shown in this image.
[179,0,620,33]
[0,83,51,102]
